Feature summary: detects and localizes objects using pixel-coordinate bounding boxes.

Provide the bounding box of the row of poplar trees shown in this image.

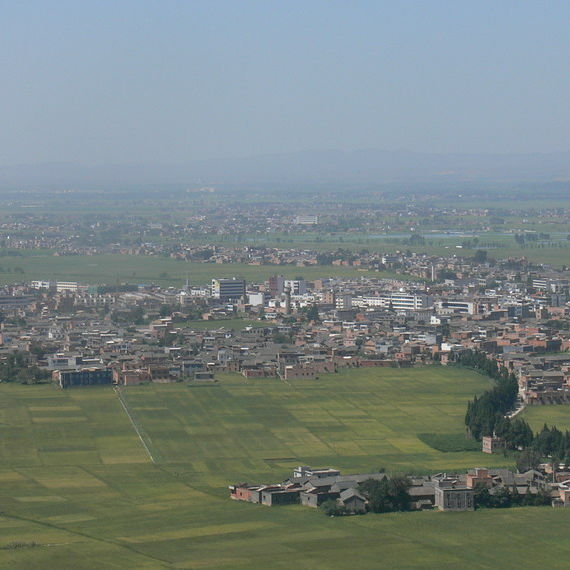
[452,350,533,448]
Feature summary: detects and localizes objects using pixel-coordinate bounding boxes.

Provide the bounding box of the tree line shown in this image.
[474,483,551,508]
[451,350,525,446]
[517,424,570,472]
[0,351,51,384]
[456,350,570,468]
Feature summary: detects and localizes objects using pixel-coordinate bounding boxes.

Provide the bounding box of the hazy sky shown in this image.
[2,1,570,165]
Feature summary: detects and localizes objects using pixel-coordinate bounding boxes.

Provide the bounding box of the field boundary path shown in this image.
[506,399,526,419]
[114,386,159,463]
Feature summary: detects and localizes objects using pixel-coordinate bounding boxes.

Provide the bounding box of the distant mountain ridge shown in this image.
[2,149,570,188]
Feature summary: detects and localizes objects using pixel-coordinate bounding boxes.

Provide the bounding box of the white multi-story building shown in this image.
[284,279,307,295]
[31,280,52,289]
[435,299,476,314]
[353,293,433,311]
[294,215,318,225]
[56,281,79,293]
[247,292,264,306]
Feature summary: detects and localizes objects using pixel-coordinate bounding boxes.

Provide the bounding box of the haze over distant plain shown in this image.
[2,1,570,184]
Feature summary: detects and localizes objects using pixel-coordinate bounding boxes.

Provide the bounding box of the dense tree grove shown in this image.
[304,304,320,322]
[319,476,412,517]
[456,350,570,467]
[527,424,570,467]
[452,350,521,442]
[320,499,348,517]
[474,483,551,508]
[0,351,50,384]
[492,416,534,450]
[358,476,412,513]
[516,448,543,473]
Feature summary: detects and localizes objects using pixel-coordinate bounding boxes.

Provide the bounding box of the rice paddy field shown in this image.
[0,367,569,568]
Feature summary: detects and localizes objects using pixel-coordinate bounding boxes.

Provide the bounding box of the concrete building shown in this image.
[247,292,264,306]
[0,295,36,309]
[335,294,353,310]
[268,275,285,296]
[54,368,113,389]
[354,293,433,311]
[284,279,307,295]
[293,466,341,479]
[31,280,52,289]
[56,281,79,293]
[434,478,474,511]
[482,436,506,454]
[436,299,476,314]
[47,353,86,370]
[211,278,246,301]
[295,215,318,225]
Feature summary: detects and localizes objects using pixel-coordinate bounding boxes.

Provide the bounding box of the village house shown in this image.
[434,477,474,511]
[482,435,506,454]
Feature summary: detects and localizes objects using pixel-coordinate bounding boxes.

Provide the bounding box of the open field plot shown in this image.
[230,233,570,266]
[191,222,570,267]
[0,252,387,287]
[0,369,569,568]
[122,367,509,479]
[0,385,150,468]
[522,405,570,432]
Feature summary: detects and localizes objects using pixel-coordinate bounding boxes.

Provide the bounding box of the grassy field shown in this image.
[522,405,570,432]
[0,252,405,287]
[222,233,570,267]
[0,368,569,568]
[1,237,568,293]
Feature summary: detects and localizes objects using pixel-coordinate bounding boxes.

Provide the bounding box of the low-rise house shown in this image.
[338,488,367,513]
[434,477,474,511]
[408,478,436,510]
[556,480,570,507]
[467,467,493,488]
[300,488,339,508]
[260,485,301,506]
[229,483,264,503]
[193,371,215,382]
[482,436,506,454]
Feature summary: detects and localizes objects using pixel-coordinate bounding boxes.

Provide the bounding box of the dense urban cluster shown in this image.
[0,249,569,398]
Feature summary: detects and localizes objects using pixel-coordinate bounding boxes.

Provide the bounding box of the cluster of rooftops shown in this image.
[229,465,551,513]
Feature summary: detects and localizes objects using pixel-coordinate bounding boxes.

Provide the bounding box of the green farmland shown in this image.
[0,251,403,287]
[197,228,570,268]
[1,368,569,568]
[523,404,570,432]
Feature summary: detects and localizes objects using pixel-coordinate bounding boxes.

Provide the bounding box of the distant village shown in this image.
[230,463,570,513]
